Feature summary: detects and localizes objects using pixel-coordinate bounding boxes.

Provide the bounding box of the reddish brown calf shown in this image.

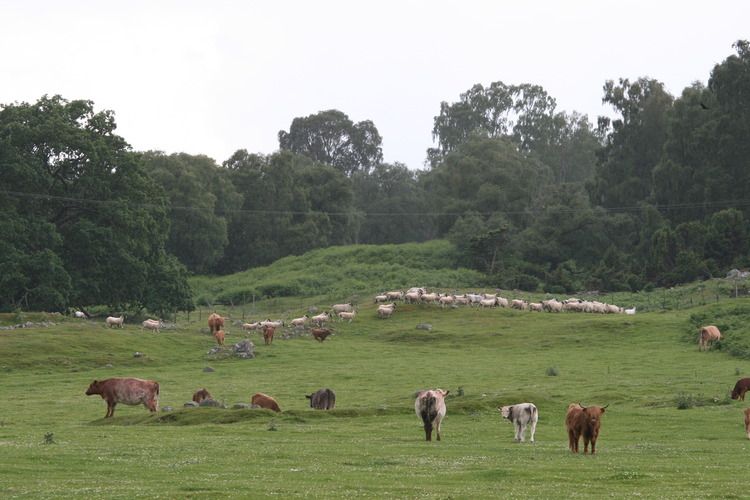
[565,403,607,455]
[263,327,275,345]
[193,388,212,403]
[252,392,282,412]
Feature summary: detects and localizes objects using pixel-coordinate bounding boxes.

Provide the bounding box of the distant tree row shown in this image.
[2,41,749,312]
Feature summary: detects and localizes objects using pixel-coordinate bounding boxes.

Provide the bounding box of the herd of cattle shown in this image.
[85,288,749,451]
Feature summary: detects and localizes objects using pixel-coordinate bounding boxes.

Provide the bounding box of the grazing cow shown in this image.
[213,329,225,345]
[193,388,212,403]
[306,388,336,410]
[105,315,125,329]
[498,403,538,443]
[85,377,159,418]
[731,378,750,401]
[699,325,723,351]
[251,392,282,412]
[565,403,608,455]
[745,408,750,440]
[311,328,333,342]
[415,389,449,441]
[263,327,275,345]
[208,313,224,333]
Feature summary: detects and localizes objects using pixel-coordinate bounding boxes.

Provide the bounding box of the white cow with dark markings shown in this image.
[498,403,538,443]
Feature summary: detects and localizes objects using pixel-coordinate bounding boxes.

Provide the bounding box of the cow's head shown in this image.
[85,380,100,395]
[498,406,513,419]
[580,403,608,423]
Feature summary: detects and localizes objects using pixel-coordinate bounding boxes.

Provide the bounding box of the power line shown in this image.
[2,189,750,218]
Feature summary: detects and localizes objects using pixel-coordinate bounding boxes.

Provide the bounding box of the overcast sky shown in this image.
[3,1,749,170]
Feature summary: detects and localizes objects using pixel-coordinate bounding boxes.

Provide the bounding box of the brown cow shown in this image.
[263,327,275,345]
[731,378,750,401]
[565,403,608,455]
[213,329,225,346]
[699,325,723,351]
[251,392,282,412]
[415,389,449,441]
[193,388,212,403]
[85,377,159,418]
[312,328,334,342]
[208,313,224,333]
[744,408,750,440]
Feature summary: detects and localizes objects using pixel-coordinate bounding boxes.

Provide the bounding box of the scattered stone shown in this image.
[198,398,221,407]
[416,324,433,330]
[250,405,262,409]
[105,364,113,368]
[162,407,173,412]
[233,403,250,409]
[184,401,198,407]
[134,352,145,357]
[203,366,215,372]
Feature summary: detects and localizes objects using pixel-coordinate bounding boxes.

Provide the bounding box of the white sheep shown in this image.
[290,315,308,327]
[439,294,456,309]
[338,310,357,323]
[141,319,161,332]
[105,315,125,328]
[310,312,331,326]
[332,303,354,314]
[242,322,263,331]
[625,305,637,315]
[260,319,284,329]
[377,303,397,318]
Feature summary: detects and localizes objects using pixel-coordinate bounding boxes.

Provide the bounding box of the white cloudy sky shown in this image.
[2,1,748,170]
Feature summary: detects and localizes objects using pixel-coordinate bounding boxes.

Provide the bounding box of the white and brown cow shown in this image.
[85,377,159,418]
[415,389,449,441]
[498,403,538,443]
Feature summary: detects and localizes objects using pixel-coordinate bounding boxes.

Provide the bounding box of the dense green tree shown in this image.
[0,95,192,312]
[143,152,242,274]
[589,77,673,208]
[352,163,434,244]
[278,109,383,176]
[421,136,549,234]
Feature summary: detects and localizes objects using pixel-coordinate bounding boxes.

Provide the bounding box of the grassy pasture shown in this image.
[2,299,750,499]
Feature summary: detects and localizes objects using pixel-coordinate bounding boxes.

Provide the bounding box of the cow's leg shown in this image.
[106,402,116,418]
[519,422,527,443]
[568,431,578,452]
[590,438,597,455]
[529,419,537,443]
[583,436,591,455]
[436,419,442,441]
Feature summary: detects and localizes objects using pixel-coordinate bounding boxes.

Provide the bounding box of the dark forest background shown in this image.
[2,41,750,314]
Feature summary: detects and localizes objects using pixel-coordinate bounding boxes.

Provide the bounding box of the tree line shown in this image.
[2,41,749,314]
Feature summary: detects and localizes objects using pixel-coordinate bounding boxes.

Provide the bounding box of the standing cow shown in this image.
[85,378,159,418]
[415,389,449,441]
[263,327,275,345]
[498,403,538,443]
[306,388,336,410]
[744,408,750,440]
[565,403,608,455]
[208,313,224,334]
[731,378,750,401]
[699,325,723,351]
[251,392,282,412]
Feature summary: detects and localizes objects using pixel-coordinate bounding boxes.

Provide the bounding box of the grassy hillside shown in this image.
[2,292,750,498]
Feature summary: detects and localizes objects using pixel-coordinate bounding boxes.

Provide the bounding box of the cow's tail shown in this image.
[420,395,438,440]
[154,382,160,411]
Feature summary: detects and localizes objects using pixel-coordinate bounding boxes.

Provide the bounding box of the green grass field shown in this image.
[2,298,750,499]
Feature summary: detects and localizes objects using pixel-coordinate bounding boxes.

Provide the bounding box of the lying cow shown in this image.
[85,377,159,418]
[312,328,333,342]
[498,403,538,443]
[731,378,750,401]
[415,389,449,441]
[193,388,211,403]
[306,388,336,410]
[699,325,723,351]
[565,403,608,455]
[252,392,282,412]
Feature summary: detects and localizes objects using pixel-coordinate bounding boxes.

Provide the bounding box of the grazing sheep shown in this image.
[332,303,354,314]
[260,319,284,329]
